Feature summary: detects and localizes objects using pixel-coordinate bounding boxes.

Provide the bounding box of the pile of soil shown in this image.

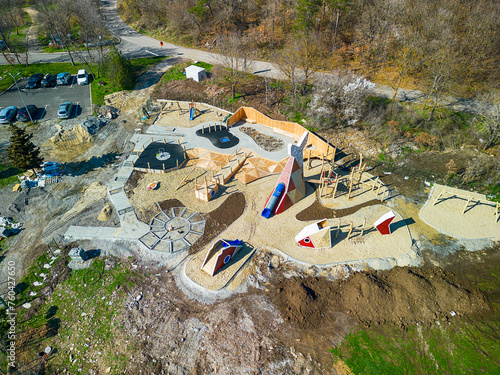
[271,267,490,328]
[296,199,381,221]
[188,192,245,254]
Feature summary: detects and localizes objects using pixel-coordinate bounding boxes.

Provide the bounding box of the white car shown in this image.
[77,69,89,85]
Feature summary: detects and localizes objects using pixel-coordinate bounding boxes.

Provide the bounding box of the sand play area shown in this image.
[420,184,500,241]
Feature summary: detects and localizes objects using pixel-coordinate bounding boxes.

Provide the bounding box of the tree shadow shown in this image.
[45,317,60,338]
[0,166,21,180]
[64,152,118,176]
[45,305,58,320]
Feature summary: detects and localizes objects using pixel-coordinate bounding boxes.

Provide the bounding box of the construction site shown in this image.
[1,63,499,374]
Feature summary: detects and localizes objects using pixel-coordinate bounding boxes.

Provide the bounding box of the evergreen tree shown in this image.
[103,45,135,90]
[7,124,43,174]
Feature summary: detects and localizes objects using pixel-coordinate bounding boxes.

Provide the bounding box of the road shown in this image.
[0,0,488,115]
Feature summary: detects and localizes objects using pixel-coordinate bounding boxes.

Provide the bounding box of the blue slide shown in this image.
[189,107,194,120]
[261,183,285,219]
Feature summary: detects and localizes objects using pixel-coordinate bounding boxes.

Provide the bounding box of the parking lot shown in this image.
[0,75,91,123]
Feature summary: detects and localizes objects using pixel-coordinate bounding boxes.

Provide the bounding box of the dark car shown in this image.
[26,73,44,89]
[16,105,37,122]
[56,72,71,85]
[41,73,57,87]
[57,102,73,119]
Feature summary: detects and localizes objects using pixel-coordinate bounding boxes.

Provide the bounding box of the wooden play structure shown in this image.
[433,187,500,222]
[195,175,219,202]
[345,154,387,202]
[201,239,243,276]
[212,149,248,186]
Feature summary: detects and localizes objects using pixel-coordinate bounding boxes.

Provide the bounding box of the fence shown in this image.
[132,158,188,174]
[227,107,334,159]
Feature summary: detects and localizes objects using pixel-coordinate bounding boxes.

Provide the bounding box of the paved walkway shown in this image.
[142,120,294,162]
[64,153,149,242]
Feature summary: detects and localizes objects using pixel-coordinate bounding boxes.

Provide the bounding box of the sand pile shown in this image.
[97,203,113,221]
[47,125,92,149]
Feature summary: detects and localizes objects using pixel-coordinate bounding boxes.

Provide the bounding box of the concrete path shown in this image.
[64,154,149,242]
[142,120,295,162]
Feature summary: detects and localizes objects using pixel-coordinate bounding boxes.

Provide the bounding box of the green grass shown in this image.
[331,322,500,375]
[91,56,168,106]
[13,256,138,374]
[0,163,21,187]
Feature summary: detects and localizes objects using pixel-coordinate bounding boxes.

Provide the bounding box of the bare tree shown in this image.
[217,33,254,100]
[473,91,500,150]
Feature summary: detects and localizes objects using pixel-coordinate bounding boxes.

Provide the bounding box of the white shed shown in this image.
[185,65,207,82]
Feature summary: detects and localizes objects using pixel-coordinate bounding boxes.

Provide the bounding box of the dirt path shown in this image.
[24,7,44,53]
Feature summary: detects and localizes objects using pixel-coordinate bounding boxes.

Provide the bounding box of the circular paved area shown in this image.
[138,207,206,252]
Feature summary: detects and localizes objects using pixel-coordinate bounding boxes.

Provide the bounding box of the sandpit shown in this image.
[420,184,500,240]
[154,101,231,128]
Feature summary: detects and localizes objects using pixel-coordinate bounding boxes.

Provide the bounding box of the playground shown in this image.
[64,101,499,291]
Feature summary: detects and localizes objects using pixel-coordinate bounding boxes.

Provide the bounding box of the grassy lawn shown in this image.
[91,56,168,106]
[7,255,139,374]
[0,163,21,187]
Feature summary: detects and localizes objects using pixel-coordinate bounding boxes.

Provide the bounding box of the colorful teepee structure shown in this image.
[262,131,309,218]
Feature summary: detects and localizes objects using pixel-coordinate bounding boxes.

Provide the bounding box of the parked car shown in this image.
[26,73,44,89]
[56,72,71,85]
[76,69,89,85]
[0,106,18,124]
[16,105,37,122]
[57,102,73,119]
[0,40,6,50]
[41,73,57,87]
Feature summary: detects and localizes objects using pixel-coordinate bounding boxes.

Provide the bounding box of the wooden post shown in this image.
[178,139,181,145]
[147,162,150,170]
[433,189,445,205]
[332,179,338,200]
[209,125,211,132]
[163,163,165,172]
[348,169,354,200]
[335,219,341,238]
[462,195,472,214]
[163,138,166,144]
[202,124,204,134]
[361,218,367,236]
[347,221,353,240]
[307,149,311,170]
[331,147,336,163]
[175,167,196,190]
[176,159,179,168]
[132,161,134,168]
[142,144,144,150]
[151,137,153,143]
[376,179,382,196]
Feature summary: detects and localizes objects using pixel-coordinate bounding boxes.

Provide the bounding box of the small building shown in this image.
[185,65,207,82]
[0,228,11,238]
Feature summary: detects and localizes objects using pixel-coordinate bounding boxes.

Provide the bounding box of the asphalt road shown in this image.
[0,76,91,122]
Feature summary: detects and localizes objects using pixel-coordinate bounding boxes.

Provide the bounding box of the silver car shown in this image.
[57,102,73,119]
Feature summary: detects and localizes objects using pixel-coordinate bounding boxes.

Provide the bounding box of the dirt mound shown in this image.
[296,199,381,221]
[47,124,92,149]
[188,192,245,254]
[97,203,113,221]
[272,267,490,328]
